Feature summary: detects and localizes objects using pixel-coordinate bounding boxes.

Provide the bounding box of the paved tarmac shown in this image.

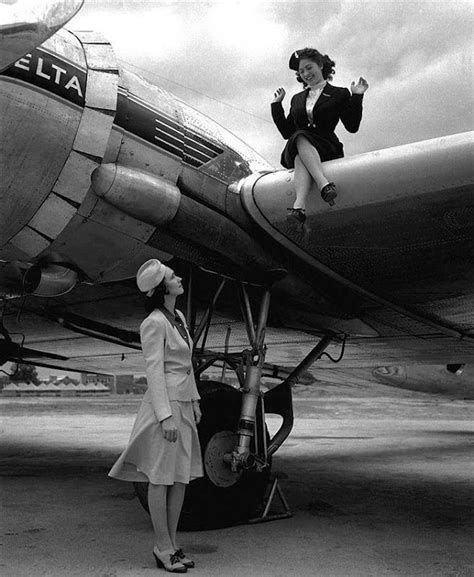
[1,385,473,577]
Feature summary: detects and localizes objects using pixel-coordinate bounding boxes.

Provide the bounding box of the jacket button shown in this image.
[186,369,191,375]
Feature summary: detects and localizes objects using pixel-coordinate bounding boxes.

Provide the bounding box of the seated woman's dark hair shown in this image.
[294,47,335,84]
[143,279,167,313]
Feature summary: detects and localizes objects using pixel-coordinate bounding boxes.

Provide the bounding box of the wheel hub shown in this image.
[204,430,242,487]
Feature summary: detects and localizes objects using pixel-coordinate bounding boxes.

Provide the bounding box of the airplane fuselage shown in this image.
[0,29,272,281]
[1,28,473,349]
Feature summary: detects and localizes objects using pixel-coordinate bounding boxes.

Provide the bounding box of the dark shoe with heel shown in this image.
[175,549,195,569]
[320,182,337,206]
[153,549,187,573]
[286,207,306,223]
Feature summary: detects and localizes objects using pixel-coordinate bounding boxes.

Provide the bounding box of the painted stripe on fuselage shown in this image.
[1,50,224,170]
[0,75,83,111]
[155,117,183,139]
[2,47,86,106]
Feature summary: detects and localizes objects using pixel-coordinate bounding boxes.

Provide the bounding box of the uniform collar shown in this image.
[307,80,327,93]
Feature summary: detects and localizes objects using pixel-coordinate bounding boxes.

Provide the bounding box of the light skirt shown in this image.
[109,400,203,485]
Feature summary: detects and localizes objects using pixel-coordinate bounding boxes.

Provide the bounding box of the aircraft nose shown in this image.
[0,76,83,249]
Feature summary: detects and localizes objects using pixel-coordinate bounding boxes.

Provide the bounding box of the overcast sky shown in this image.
[70,0,472,167]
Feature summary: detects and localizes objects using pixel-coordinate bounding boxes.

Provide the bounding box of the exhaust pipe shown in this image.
[23,263,78,297]
[446,363,465,375]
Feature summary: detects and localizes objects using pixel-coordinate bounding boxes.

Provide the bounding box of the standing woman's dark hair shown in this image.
[144,280,167,313]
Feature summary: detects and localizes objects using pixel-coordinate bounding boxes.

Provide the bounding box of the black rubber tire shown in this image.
[134,380,271,530]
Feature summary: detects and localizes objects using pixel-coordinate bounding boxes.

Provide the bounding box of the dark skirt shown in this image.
[280,129,343,169]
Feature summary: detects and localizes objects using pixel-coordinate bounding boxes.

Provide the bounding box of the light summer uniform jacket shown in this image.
[108,309,203,485]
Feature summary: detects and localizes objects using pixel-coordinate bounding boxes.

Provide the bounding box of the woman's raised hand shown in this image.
[351,77,369,94]
[162,415,178,442]
[272,87,286,103]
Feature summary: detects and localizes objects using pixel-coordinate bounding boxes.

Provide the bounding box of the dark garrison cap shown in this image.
[289,49,304,71]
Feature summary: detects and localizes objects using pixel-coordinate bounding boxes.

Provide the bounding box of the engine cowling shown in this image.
[0,29,118,261]
[373,365,474,399]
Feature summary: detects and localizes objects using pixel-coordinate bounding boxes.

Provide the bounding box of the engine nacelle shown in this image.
[91,164,180,226]
[373,365,474,399]
[23,263,78,297]
[446,363,465,375]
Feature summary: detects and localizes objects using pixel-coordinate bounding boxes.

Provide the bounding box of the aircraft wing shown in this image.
[2,270,473,373]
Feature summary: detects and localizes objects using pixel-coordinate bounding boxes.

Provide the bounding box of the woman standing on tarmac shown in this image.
[271,47,368,223]
[109,259,203,573]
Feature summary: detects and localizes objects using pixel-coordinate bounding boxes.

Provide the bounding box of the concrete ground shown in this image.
[1,384,473,577]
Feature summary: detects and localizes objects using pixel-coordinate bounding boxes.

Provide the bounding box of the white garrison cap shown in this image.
[136,259,172,296]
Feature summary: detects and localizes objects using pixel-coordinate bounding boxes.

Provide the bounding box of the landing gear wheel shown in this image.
[134,380,272,530]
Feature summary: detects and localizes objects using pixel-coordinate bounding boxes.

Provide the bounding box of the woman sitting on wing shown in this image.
[271,47,368,223]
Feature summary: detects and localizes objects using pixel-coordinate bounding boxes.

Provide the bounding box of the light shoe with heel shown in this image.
[175,548,195,569]
[153,547,187,573]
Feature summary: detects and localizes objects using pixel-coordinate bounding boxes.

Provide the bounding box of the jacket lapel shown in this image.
[313,82,335,112]
[161,308,191,349]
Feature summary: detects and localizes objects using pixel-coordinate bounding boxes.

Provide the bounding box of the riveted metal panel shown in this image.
[29,193,77,238]
[84,69,118,110]
[89,198,156,243]
[121,69,180,121]
[73,107,114,157]
[45,30,120,232]
[0,80,81,246]
[10,227,50,257]
[97,243,173,282]
[117,132,182,183]
[76,187,99,219]
[72,31,110,44]
[201,152,252,184]
[52,151,97,203]
[42,29,87,68]
[81,44,117,71]
[0,241,30,262]
[102,127,123,164]
[49,214,155,281]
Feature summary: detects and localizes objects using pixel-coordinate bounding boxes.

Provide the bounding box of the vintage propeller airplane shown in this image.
[1,1,473,528]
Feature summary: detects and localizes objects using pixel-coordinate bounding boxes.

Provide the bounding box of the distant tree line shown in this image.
[9,363,40,385]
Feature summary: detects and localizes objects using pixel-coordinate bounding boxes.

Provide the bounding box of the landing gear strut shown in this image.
[224,285,272,475]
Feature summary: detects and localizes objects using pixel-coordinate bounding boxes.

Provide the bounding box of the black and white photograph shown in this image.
[1,1,473,575]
